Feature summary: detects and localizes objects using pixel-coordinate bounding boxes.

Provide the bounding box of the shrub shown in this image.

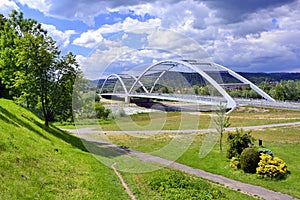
[256,153,288,179]
[226,129,254,159]
[240,148,261,173]
[230,157,241,169]
[94,102,111,119]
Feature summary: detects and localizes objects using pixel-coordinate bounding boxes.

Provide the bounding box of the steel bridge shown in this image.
[99,60,276,111]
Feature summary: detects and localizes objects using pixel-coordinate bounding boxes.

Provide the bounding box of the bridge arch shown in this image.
[128,60,237,109]
[213,63,275,102]
[99,73,129,94]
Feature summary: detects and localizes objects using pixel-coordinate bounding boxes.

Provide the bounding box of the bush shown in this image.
[240,148,261,173]
[226,129,254,159]
[230,157,241,169]
[94,102,111,119]
[256,153,288,179]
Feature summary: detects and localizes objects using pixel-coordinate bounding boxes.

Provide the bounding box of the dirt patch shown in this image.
[236,107,270,113]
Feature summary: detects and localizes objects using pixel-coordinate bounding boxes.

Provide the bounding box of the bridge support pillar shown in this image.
[125,96,130,103]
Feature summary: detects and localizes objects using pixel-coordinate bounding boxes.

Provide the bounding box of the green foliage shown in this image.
[0,10,83,125]
[226,129,254,159]
[161,86,169,93]
[94,102,111,119]
[147,170,225,199]
[230,157,241,169]
[240,148,261,173]
[256,154,288,179]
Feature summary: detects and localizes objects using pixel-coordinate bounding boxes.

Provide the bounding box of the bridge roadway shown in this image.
[101,92,300,110]
[101,92,228,106]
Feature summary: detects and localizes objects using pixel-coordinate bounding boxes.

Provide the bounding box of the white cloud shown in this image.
[73,17,161,48]
[79,46,135,79]
[211,29,300,72]
[73,29,103,48]
[42,24,76,48]
[16,0,50,14]
[13,0,300,73]
[0,0,19,16]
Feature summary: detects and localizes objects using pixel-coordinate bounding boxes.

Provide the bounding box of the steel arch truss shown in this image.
[99,60,275,110]
[100,73,148,94]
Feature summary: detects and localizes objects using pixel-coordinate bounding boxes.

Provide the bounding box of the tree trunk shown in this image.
[220,132,223,152]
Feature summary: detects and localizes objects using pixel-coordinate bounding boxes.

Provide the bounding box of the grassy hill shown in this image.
[0,99,262,199]
[0,99,129,199]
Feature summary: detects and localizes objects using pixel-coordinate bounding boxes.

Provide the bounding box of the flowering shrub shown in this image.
[256,153,288,179]
[230,157,241,169]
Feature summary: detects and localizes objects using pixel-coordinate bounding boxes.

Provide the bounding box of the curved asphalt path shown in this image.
[65,121,300,200]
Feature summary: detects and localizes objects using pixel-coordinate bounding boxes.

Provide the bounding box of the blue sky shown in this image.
[1,0,300,79]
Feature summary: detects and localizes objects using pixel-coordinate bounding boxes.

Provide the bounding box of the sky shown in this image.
[1,0,300,79]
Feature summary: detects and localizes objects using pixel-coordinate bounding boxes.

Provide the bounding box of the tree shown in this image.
[161,86,169,93]
[273,83,285,101]
[214,103,231,152]
[193,85,199,95]
[0,10,81,126]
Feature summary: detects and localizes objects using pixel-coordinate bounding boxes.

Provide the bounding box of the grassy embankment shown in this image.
[0,99,129,199]
[102,107,300,198]
[0,99,256,199]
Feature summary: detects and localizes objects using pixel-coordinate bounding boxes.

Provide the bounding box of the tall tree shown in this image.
[0,10,81,126]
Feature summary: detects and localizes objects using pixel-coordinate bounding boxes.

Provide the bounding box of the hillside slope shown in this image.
[0,99,128,199]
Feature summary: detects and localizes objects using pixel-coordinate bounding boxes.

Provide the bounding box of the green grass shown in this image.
[106,126,300,198]
[86,105,300,131]
[122,168,256,200]
[0,99,129,199]
[7,97,298,199]
[0,98,258,199]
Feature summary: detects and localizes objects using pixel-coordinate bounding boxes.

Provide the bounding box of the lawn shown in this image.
[105,125,300,198]
[85,105,300,131]
[0,98,258,199]
[0,99,129,199]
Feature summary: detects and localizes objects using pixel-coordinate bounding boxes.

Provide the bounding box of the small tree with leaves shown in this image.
[214,103,231,152]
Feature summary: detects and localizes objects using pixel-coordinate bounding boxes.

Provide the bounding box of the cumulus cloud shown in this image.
[14,0,169,25]
[79,45,135,79]
[73,17,161,48]
[16,0,50,14]
[42,24,76,48]
[0,0,19,16]
[211,29,300,72]
[73,29,103,48]
[204,0,297,24]
[12,0,300,74]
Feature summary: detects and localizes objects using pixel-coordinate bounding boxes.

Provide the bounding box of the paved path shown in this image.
[66,123,300,200]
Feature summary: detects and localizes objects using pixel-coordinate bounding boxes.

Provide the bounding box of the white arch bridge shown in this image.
[99,60,276,111]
